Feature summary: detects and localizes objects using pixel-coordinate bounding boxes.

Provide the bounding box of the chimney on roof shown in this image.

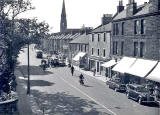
[126,0,137,17]
[101,14,112,25]
[149,0,160,12]
[117,0,124,13]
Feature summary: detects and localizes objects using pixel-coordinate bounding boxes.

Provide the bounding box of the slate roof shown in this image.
[49,33,80,40]
[92,23,112,33]
[113,2,150,21]
[69,34,89,44]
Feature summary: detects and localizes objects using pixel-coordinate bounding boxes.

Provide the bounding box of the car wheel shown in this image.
[115,88,118,92]
[109,85,111,89]
[138,98,142,105]
[127,93,130,99]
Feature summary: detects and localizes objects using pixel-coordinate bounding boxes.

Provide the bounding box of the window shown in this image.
[113,41,118,55]
[97,49,100,56]
[113,24,116,35]
[80,45,83,51]
[116,23,119,35]
[92,34,94,42]
[121,41,124,56]
[140,42,145,57]
[134,42,138,57]
[104,33,106,42]
[79,44,81,51]
[92,48,94,55]
[134,20,138,35]
[98,34,100,42]
[103,49,106,57]
[141,19,145,34]
[85,45,87,52]
[122,22,125,35]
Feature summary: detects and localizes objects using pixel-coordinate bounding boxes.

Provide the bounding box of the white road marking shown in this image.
[60,77,117,115]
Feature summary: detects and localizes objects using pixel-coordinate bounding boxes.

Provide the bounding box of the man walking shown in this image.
[71,66,75,76]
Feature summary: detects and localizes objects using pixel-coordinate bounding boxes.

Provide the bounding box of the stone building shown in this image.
[111,0,160,84]
[88,16,112,76]
[69,34,89,68]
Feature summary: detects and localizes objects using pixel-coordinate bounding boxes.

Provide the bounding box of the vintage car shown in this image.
[36,51,43,58]
[107,79,126,92]
[58,59,66,66]
[126,84,155,104]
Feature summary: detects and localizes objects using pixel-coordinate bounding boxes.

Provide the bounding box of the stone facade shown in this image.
[88,23,111,75]
[112,0,160,61]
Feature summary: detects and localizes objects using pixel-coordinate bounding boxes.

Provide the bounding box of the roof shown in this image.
[113,2,150,21]
[49,33,80,40]
[69,34,89,44]
[92,23,112,33]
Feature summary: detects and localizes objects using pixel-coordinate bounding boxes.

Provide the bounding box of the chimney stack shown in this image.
[101,14,112,25]
[117,0,124,13]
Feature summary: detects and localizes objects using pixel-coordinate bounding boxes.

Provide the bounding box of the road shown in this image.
[17,45,160,115]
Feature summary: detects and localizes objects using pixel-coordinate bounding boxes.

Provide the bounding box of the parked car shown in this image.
[36,51,43,58]
[126,84,155,104]
[58,59,66,66]
[107,79,126,92]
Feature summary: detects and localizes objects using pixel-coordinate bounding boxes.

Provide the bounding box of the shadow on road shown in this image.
[82,84,93,87]
[31,90,111,115]
[17,65,53,77]
[24,80,54,87]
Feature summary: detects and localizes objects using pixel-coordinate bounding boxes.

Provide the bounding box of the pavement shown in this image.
[14,45,160,115]
[73,66,109,83]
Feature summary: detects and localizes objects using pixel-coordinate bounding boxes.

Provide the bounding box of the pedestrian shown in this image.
[154,86,160,101]
[71,66,74,76]
[93,68,96,76]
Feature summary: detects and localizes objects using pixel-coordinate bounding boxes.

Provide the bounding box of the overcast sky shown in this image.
[19,0,148,33]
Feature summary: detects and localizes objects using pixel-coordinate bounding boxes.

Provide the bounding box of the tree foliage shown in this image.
[0,0,50,94]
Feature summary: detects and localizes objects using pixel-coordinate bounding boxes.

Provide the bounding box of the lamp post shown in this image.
[26,20,31,95]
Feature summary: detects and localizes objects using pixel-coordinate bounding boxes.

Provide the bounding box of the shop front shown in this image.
[101,60,117,78]
[112,57,136,83]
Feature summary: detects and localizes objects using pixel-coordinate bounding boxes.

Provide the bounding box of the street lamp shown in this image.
[26,20,32,95]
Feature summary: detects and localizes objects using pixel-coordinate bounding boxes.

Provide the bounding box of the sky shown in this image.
[19,0,148,33]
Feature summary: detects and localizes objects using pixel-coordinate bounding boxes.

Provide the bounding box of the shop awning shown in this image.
[126,59,158,78]
[73,52,86,61]
[112,57,136,73]
[146,62,160,82]
[101,60,116,68]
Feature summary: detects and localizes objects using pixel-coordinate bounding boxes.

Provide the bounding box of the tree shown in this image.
[0,0,50,94]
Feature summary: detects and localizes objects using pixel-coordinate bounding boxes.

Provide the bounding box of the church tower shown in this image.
[60,0,67,32]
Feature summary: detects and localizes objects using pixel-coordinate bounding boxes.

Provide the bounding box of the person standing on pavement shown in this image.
[71,66,75,76]
[93,68,96,76]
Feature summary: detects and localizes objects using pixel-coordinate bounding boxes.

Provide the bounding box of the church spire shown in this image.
[60,0,67,32]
